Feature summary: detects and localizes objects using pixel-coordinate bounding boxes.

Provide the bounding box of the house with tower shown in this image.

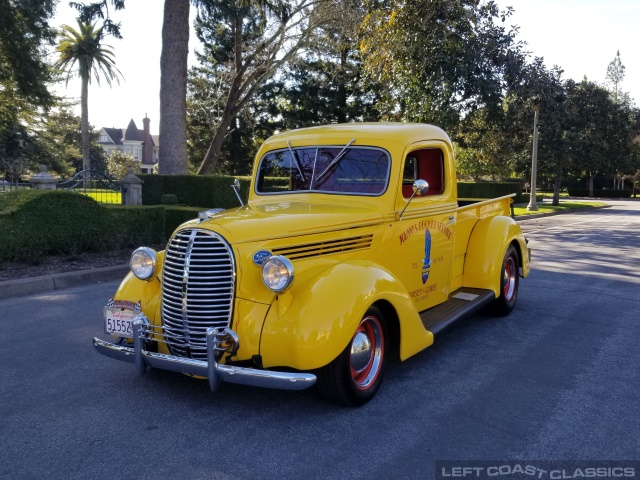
[98,116,159,174]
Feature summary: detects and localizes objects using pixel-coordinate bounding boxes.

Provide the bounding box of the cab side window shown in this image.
[402,148,444,198]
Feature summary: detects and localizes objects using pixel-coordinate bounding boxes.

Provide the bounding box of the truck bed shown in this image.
[450,194,516,284]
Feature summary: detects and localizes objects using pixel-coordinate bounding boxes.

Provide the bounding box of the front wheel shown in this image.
[316,306,386,406]
[490,244,520,316]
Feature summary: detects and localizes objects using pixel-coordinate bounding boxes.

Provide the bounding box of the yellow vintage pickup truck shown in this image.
[94,123,530,406]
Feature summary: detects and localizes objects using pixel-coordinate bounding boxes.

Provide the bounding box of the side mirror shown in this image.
[231,178,244,206]
[413,179,429,196]
[398,179,430,220]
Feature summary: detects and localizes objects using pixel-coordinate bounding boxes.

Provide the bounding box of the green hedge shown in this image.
[0,190,201,262]
[138,174,251,208]
[518,193,544,203]
[567,188,632,198]
[457,182,525,202]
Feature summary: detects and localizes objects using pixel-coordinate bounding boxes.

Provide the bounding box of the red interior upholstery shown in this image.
[402,149,444,198]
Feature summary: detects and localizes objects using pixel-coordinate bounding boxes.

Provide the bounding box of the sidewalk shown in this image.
[0,264,129,300]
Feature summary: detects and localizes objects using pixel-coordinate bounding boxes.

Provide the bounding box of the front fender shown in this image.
[259,260,433,371]
[111,250,165,325]
[463,216,529,296]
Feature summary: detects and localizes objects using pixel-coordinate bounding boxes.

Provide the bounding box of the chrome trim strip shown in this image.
[93,319,316,392]
[93,337,135,363]
[181,230,198,345]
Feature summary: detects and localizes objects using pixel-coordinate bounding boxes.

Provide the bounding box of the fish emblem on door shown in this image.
[421,229,432,284]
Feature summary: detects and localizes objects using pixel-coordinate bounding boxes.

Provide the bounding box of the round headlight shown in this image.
[262,255,294,292]
[130,247,157,280]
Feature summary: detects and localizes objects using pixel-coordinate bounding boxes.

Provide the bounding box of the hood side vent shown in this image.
[272,234,373,260]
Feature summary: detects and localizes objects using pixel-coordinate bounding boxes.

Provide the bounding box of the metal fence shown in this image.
[1,170,122,205]
[0,180,31,192]
[57,170,122,204]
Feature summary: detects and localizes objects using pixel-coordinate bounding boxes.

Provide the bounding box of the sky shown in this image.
[51,0,640,136]
[51,1,195,136]
[493,0,640,101]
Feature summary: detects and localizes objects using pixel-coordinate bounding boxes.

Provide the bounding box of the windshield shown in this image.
[256,146,390,196]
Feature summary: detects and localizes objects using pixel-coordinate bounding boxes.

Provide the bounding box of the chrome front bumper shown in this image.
[93,316,316,392]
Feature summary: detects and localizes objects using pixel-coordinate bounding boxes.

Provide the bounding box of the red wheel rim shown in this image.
[503,256,517,301]
[350,315,384,390]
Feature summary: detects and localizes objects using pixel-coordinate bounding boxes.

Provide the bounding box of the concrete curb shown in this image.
[0,264,129,300]
[513,204,611,221]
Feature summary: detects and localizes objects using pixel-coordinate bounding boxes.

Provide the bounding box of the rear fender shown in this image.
[463,216,529,296]
[259,260,433,371]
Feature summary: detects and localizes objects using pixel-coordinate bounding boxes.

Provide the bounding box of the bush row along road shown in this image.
[1,199,639,480]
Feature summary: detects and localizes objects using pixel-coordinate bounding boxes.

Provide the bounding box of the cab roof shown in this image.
[263,122,451,148]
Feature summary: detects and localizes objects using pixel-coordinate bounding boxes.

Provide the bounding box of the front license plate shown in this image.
[103,307,138,338]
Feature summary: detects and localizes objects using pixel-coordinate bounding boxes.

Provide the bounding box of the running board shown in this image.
[420,288,495,335]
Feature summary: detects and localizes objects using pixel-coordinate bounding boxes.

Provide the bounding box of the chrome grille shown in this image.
[161,228,235,359]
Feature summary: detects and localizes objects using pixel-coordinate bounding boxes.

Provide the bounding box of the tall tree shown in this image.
[563,79,637,196]
[159,0,191,174]
[605,51,625,104]
[1,0,56,180]
[55,20,122,177]
[359,0,525,134]
[277,0,381,129]
[195,0,336,175]
[0,0,56,105]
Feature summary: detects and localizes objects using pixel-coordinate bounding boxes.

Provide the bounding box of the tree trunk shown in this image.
[588,173,594,197]
[159,0,190,175]
[336,46,348,123]
[552,159,562,206]
[197,112,236,175]
[81,74,90,187]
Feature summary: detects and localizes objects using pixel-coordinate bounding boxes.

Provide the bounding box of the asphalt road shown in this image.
[1,199,639,480]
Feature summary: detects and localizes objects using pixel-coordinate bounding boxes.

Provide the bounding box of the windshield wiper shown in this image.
[287,141,306,184]
[315,138,356,183]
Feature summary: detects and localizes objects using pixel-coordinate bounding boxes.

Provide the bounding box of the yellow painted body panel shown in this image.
[260,260,433,370]
[463,216,530,296]
[112,250,165,327]
[233,299,270,361]
[106,123,529,372]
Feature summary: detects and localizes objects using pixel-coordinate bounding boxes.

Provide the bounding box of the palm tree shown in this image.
[55,20,122,180]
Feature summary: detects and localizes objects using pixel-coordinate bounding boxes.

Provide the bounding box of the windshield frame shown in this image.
[254,144,392,197]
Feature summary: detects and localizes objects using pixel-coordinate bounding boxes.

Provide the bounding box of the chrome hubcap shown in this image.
[503,256,516,301]
[350,316,384,390]
[351,331,372,372]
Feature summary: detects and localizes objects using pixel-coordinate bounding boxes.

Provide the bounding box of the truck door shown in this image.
[393,145,456,312]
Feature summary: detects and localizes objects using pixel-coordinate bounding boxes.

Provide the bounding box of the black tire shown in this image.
[316,306,387,406]
[490,244,519,316]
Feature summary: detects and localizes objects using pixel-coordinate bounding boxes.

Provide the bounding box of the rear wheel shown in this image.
[316,306,386,406]
[491,244,519,315]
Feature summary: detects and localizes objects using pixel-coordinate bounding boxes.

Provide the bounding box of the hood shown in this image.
[190,200,384,244]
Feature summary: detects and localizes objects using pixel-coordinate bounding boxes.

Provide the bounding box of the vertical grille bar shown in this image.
[161,229,235,359]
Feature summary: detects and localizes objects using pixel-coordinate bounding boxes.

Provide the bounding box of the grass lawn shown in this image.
[513,200,608,216]
[71,188,122,204]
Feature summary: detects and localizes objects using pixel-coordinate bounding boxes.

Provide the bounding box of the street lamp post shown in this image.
[526,104,540,211]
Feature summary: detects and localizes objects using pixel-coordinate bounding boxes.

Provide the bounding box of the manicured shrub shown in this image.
[162,206,202,238]
[518,193,544,203]
[0,190,108,261]
[139,174,250,208]
[161,193,178,205]
[0,190,203,261]
[457,182,525,202]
